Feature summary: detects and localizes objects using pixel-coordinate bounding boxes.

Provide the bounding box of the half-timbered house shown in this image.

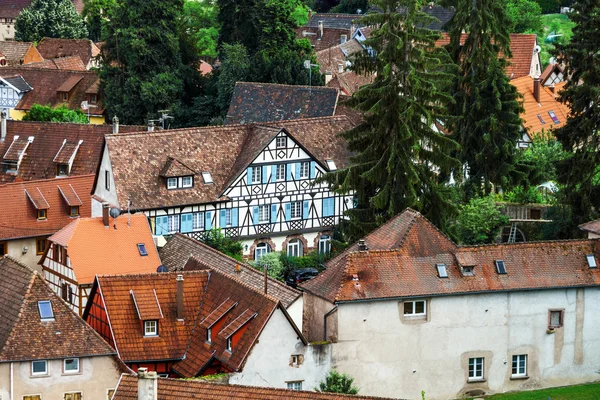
[94,116,356,260]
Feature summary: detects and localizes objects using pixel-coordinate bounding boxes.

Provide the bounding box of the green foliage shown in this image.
[331,0,369,14]
[504,0,543,33]
[316,370,359,395]
[538,14,575,66]
[502,186,545,204]
[319,0,459,240]
[251,252,286,280]
[22,104,89,124]
[216,43,251,115]
[450,196,509,245]
[251,251,329,282]
[536,0,560,14]
[182,0,220,58]
[82,0,116,42]
[202,228,244,261]
[15,0,88,42]
[483,381,600,399]
[516,133,568,185]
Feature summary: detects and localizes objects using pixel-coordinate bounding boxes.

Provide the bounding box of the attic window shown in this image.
[338,64,344,73]
[70,206,79,217]
[326,160,337,171]
[88,94,97,104]
[56,163,68,176]
[38,300,54,320]
[462,266,474,276]
[144,320,158,336]
[536,114,546,125]
[138,243,148,257]
[202,172,213,184]
[167,177,177,189]
[436,263,448,278]
[37,209,48,220]
[59,92,68,102]
[548,111,560,124]
[276,137,286,148]
[586,254,597,268]
[495,260,507,274]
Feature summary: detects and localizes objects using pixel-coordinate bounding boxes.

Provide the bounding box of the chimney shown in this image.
[176,274,184,320]
[148,120,154,132]
[1,108,7,142]
[350,23,356,38]
[533,77,541,103]
[318,21,324,40]
[112,116,119,134]
[137,368,158,400]
[340,34,347,44]
[357,239,368,251]
[325,71,333,85]
[102,202,110,228]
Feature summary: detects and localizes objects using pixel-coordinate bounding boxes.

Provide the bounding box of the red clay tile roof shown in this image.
[131,288,164,320]
[159,234,300,308]
[0,256,115,362]
[0,42,40,66]
[296,27,351,52]
[113,374,401,400]
[57,183,83,206]
[580,219,600,236]
[105,116,355,210]
[3,134,33,161]
[159,157,196,178]
[24,187,50,209]
[225,82,340,125]
[218,309,256,339]
[316,42,373,96]
[36,38,100,67]
[0,175,94,241]
[22,56,88,71]
[53,139,82,164]
[45,213,162,284]
[200,298,237,328]
[56,74,84,92]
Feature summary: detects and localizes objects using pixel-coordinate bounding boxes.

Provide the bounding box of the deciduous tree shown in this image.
[15,0,88,42]
[82,0,116,42]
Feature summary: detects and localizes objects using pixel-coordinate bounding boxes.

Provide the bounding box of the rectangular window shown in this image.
[105,170,110,190]
[224,209,232,227]
[64,393,82,400]
[299,161,309,179]
[167,177,178,189]
[468,357,484,380]
[193,212,205,230]
[536,114,546,125]
[512,354,527,377]
[144,320,158,336]
[276,137,286,148]
[168,215,179,233]
[403,300,426,316]
[89,94,97,104]
[38,300,54,320]
[290,201,302,219]
[56,163,68,176]
[64,358,80,374]
[0,241,6,256]
[276,164,286,181]
[549,310,563,328]
[322,197,335,217]
[287,381,303,390]
[258,205,270,223]
[70,206,79,217]
[37,209,47,220]
[326,159,337,171]
[548,110,560,124]
[436,263,448,278]
[495,260,507,274]
[586,254,597,268]
[23,396,42,400]
[182,176,193,188]
[137,243,148,256]
[202,172,213,184]
[252,166,261,184]
[36,238,46,255]
[31,360,47,376]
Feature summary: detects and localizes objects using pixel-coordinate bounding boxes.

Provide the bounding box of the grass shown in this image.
[482,381,600,400]
[537,13,576,67]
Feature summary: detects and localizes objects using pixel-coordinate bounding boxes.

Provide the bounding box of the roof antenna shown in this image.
[158,110,174,130]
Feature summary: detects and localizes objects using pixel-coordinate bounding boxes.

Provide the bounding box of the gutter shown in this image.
[323,306,338,341]
[10,362,13,400]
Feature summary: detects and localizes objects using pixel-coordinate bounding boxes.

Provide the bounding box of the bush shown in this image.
[316,370,359,394]
[451,196,509,245]
[251,252,286,281]
[23,104,89,124]
[202,228,243,261]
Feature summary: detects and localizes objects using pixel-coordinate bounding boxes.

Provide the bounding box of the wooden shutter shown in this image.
[262,165,268,184]
[271,204,278,223]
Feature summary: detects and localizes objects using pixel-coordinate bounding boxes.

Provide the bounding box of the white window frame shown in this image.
[255,242,271,261]
[258,205,270,223]
[192,212,205,230]
[144,320,158,336]
[38,300,54,320]
[63,358,80,374]
[276,137,287,148]
[287,381,303,390]
[31,360,47,376]
[168,215,179,233]
[167,177,178,189]
[299,161,309,179]
[290,201,302,219]
[276,164,286,181]
[468,357,484,381]
[252,166,261,184]
[319,235,331,254]
[512,354,527,377]
[182,176,193,188]
[202,171,213,184]
[287,239,303,257]
[403,300,426,316]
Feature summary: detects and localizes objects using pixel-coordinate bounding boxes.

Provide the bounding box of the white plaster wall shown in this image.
[587,232,600,239]
[93,144,119,211]
[332,288,600,400]
[0,22,15,41]
[286,297,303,333]
[0,356,120,400]
[229,307,330,391]
[4,237,42,272]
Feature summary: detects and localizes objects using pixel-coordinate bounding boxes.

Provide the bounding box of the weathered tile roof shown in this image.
[316,42,373,96]
[306,13,363,30]
[159,234,300,308]
[0,175,94,241]
[225,82,340,125]
[105,116,355,210]
[580,219,600,236]
[113,374,402,400]
[295,27,351,52]
[0,42,39,66]
[420,4,455,31]
[511,76,569,138]
[22,56,88,71]
[36,38,100,67]
[0,256,115,362]
[45,213,162,284]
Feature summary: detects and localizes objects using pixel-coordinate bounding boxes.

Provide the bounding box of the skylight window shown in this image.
[436,263,448,278]
[202,172,213,184]
[326,160,337,171]
[137,243,148,257]
[38,300,54,320]
[536,114,546,125]
[586,254,597,268]
[548,111,560,124]
[495,260,507,274]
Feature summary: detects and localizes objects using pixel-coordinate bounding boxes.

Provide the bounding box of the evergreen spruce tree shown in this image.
[447,0,523,196]
[552,0,600,224]
[15,0,88,42]
[320,0,459,240]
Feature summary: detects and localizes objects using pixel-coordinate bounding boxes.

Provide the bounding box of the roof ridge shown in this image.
[236,81,339,91]
[97,270,210,280]
[458,238,597,250]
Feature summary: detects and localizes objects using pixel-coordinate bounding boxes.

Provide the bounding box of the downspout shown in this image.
[323,306,338,342]
[10,362,14,400]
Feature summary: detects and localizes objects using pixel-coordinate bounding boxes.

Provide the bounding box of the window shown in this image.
[468,357,484,380]
[586,254,597,268]
[512,354,527,377]
[252,166,261,184]
[291,355,300,366]
[548,110,560,124]
[226,337,232,352]
[56,163,68,176]
[137,243,148,256]
[207,327,212,343]
[193,212,205,230]
[326,159,337,171]
[462,266,474,276]
[70,206,79,217]
[107,390,115,400]
[59,92,68,101]
[168,215,179,233]
[255,242,271,260]
[495,260,507,274]
[319,235,331,255]
[64,393,82,400]
[224,209,232,227]
[276,164,286,181]
[549,310,563,328]
[89,93,97,104]
[38,300,54,320]
[403,300,426,316]
[0,241,6,256]
[64,358,80,374]
[290,201,302,219]
[202,172,213,184]
[436,263,448,278]
[144,320,158,336]
[31,360,47,376]
[258,205,270,223]
[23,396,41,400]
[276,137,286,148]
[105,170,110,190]
[182,176,193,188]
[338,64,344,73]
[287,239,303,257]
[37,209,47,220]
[299,162,309,179]
[536,114,546,125]
[36,238,46,255]
[287,381,303,390]
[322,197,335,217]
[167,177,178,189]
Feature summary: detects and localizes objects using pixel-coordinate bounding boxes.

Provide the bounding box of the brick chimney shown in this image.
[533,77,541,103]
[112,116,119,134]
[176,274,184,321]
[137,368,158,400]
[1,108,7,142]
[102,202,110,228]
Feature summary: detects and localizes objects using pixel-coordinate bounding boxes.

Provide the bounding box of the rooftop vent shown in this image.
[586,254,597,268]
[436,263,448,278]
[495,260,507,274]
[357,239,368,251]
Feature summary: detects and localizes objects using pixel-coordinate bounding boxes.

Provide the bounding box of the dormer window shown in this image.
[88,93,97,104]
[182,176,193,188]
[56,163,68,176]
[461,266,475,276]
[144,320,158,336]
[38,300,54,320]
[166,176,194,190]
[70,206,79,217]
[167,177,177,189]
[59,92,68,102]
[37,209,47,220]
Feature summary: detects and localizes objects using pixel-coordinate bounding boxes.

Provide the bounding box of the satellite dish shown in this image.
[157,265,168,273]
[109,207,120,219]
[533,45,542,54]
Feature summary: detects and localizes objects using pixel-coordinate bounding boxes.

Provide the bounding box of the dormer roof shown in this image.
[57,183,83,207]
[131,288,164,321]
[25,187,50,209]
[159,157,196,178]
[3,135,33,162]
[56,75,84,93]
[53,139,83,167]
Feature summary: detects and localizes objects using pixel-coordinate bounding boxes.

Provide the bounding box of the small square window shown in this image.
[31,360,47,376]
[37,209,47,220]
[226,337,232,352]
[436,263,448,278]
[137,243,148,256]
[586,254,597,268]
[64,358,80,374]
[182,176,193,188]
[56,163,68,176]
[403,300,426,316]
[70,206,79,217]
[291,355,300,366]
[38,300,54,320]
[36,238,47,255]
[202,172,213,184]
[495,260,507,274]
[468,357,484,380]
[167,177,178,189]
[512,354,527,377]
[287,381,302,390]
[276,137,287,148]
[549,310,563,328]
[144,320,158,336]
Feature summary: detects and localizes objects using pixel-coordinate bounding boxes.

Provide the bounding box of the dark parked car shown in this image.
[285,268,319,288]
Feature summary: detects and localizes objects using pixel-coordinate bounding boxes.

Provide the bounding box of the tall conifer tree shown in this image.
[552,0,600,224]
[320,0,459,240]
[447,0,523,196]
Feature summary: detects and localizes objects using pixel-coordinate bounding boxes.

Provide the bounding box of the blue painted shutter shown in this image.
[286,163,292,181]
[231,208,238,227]
[323,198,334,217]
[295,163,301,179]
[330,198,335,216]
[271,165,277,181]
[219,209,226,227]
[253,206,259,224]
[271,204,277,223]
[205,211,213,230]
[262,166,268,184]
[247,167,253,184]
[285,203,291,221]
[310,161,316,179]
[181,213,193,233]
[303,200,309,219]
[155,216,168,235]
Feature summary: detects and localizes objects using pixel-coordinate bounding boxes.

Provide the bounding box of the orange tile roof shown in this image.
[46,213,161,284]
[511,76,569,138]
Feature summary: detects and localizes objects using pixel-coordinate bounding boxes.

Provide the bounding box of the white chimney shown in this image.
[176,274,184,321]
[318,21,324,40]
[137,368,158,400]
[112,116,119,134]
[1,108,7,142]
[148,121,155,132]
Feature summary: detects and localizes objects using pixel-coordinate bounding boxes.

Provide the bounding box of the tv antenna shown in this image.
[158,109,174,129]
[303,60,319,97]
